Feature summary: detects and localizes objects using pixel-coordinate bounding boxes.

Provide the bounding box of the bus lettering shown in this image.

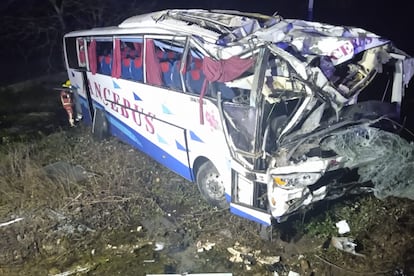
[94,82,103,101]
[132,104,143,126]
[121,98,130,119]
[145,113,155,134]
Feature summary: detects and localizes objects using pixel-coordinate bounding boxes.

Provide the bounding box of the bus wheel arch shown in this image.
[193,157,229,209]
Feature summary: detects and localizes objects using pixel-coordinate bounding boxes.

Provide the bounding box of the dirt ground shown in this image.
[1,81,414,276]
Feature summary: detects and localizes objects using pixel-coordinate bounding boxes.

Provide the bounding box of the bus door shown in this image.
[65,37,94,124]
[215,47,273,226]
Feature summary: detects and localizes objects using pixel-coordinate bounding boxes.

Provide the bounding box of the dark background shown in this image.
[0,0,412,85]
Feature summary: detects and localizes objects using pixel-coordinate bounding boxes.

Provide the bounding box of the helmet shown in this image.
[62,80,71,88]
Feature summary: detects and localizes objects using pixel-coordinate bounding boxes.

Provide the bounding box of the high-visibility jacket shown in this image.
[60,91,73,112]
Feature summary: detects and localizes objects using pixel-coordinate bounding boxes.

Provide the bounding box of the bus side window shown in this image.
[186,53,255,101]
[131,55,143,82]
[184,50,208,95]
[186,67,206,94]
[184,52,234,99]
[77,38,86,67]
[95,40,113,76]
[65,37,79,69]
[120,41,143,81]
[100,55,112,75]
[151,38,184,89]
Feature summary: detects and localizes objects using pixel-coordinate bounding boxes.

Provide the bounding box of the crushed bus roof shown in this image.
[65,9,278,44]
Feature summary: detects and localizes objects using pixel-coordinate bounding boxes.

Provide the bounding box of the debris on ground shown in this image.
[49,264,93,276]
[335,220,350,234]
[330,236,365,257]
[226,241,281,272]
[196,240,215,252]
[0,217,24,228]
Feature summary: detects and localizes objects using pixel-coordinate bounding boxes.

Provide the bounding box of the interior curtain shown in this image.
[145,39,163,86]
[198,56,255,124]
[88,39,97,74]
[111,38,121,78]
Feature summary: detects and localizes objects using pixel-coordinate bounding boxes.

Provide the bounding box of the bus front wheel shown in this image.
[196,161,229,209]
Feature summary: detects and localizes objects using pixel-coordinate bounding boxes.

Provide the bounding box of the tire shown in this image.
[92,108,109,140]
[196,161,229,209]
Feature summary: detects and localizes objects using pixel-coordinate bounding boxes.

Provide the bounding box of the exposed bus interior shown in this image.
[65,35,257,105]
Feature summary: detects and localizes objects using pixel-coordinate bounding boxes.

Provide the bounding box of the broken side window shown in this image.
[219,55,259,153]
[223,103,257,153]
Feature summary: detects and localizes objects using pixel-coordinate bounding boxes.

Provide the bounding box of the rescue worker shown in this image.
[60,80,75,127]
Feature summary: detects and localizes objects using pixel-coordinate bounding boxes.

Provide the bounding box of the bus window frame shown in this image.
[64,37,81,70]
[76,38,88,68]
[143,35,188,87]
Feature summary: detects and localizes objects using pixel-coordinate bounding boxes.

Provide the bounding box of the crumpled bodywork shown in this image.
[119,9,414,223]
[201,12,414,222]
[252,19,414,221]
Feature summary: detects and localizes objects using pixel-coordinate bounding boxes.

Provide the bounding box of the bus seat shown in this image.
[193,58,203,69]
[186,68,205,94]
[171,60,183,90]
[133,43,142,55]
[129,50,139,58]
[160,61,173,87]
[157,50,179,62]
[167,51,179,60]
[131,56,143,82]
[98,56,104,73]
[155,49,164,61]
[99,55,112,75]
[121,58,132,79]
[215,82,236,100]
[121,47,131,59]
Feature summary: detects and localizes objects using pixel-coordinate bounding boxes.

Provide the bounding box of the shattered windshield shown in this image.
[221,56,258,155]
[222,50,305,156]
[223,103,257,153]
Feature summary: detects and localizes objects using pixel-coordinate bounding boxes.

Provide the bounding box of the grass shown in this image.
[0,127,235,274]
[1,81,414,274]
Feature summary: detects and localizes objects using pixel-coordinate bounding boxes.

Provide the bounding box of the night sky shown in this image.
[0,0,412,85]
[150,0,413,54]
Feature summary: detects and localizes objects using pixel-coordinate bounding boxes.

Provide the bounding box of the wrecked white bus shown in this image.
[63,9,414,226]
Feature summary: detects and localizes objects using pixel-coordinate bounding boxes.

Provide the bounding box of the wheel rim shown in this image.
[204,172,225,201]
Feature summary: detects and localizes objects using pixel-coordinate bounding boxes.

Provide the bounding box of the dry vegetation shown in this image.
[1,83,414,275]
[0,128,267,275]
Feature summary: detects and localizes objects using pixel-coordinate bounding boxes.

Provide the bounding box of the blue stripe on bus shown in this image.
[106,112,194,182]
[230,206,271,226]
[78,98,105,125]
[108,116,143,148]
[79,98,92,124]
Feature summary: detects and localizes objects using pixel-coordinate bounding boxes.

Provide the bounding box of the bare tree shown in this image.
[0,0,158,82]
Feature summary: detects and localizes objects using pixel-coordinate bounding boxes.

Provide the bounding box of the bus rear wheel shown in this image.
[196,161,229,209]
[92,108,109,140]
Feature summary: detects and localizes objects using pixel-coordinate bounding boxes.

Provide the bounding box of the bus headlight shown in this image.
[272,172,322,189]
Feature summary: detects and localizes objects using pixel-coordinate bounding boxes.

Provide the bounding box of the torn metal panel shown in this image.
[403,57,414,85]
